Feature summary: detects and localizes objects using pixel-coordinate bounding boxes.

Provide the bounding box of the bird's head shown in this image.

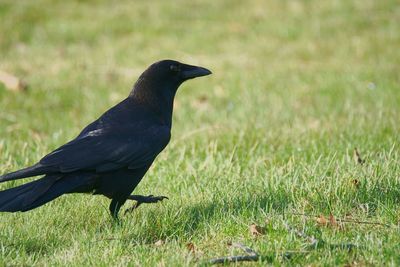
[130,60,211,120]
[132,60,212,95]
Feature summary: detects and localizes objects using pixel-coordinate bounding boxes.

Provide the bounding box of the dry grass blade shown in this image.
[207,242,259,265]
[290,213,391,228]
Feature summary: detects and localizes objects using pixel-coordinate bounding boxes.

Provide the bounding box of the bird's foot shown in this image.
[124,194,169,214]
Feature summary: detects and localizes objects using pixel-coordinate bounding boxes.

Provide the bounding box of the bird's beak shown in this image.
[181,64,212,80]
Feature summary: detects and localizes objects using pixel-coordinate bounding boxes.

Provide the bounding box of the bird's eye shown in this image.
[170,65,180,72]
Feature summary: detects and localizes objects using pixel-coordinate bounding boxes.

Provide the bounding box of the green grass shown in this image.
[0,0,399,265]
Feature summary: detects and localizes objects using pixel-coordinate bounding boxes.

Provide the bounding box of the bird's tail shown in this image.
[0,173,95,212]
[0,163,50,183]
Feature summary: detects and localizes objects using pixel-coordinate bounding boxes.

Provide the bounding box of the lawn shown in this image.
[0,0,399,265]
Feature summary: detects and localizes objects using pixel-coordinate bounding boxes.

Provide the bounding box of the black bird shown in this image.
[0,60,211,219]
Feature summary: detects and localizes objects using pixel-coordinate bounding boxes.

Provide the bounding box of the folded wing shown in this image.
[40,125,171,173]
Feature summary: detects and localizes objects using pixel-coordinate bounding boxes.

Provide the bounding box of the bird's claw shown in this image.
[143,195,169,203]
[124,195,169,214]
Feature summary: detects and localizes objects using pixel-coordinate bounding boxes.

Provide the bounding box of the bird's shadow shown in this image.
[117,179,400,243]
[116,191,291,243]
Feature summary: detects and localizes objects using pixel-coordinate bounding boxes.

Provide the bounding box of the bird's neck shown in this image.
[129,80,175,127]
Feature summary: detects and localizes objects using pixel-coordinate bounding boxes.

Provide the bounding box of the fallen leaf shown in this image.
[154,240,164,247]
[0,70,27,91]
[329,213,338,227]
[249,223,266,236]
[353,148,365,165]
[316,215,328,226]
[186,242,196,253]
[317,214,344,229]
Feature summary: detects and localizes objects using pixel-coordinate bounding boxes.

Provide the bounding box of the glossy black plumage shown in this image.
[0,59,211,219]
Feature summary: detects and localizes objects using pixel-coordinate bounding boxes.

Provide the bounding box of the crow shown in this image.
[0,60,211,219]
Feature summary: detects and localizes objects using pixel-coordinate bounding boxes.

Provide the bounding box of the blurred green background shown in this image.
[0,0,399,265]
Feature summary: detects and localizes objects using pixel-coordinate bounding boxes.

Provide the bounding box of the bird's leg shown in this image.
[109,199,125,220]
[124,194,169,214]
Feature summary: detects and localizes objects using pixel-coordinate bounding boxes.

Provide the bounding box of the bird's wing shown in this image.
[39,125,171,173]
